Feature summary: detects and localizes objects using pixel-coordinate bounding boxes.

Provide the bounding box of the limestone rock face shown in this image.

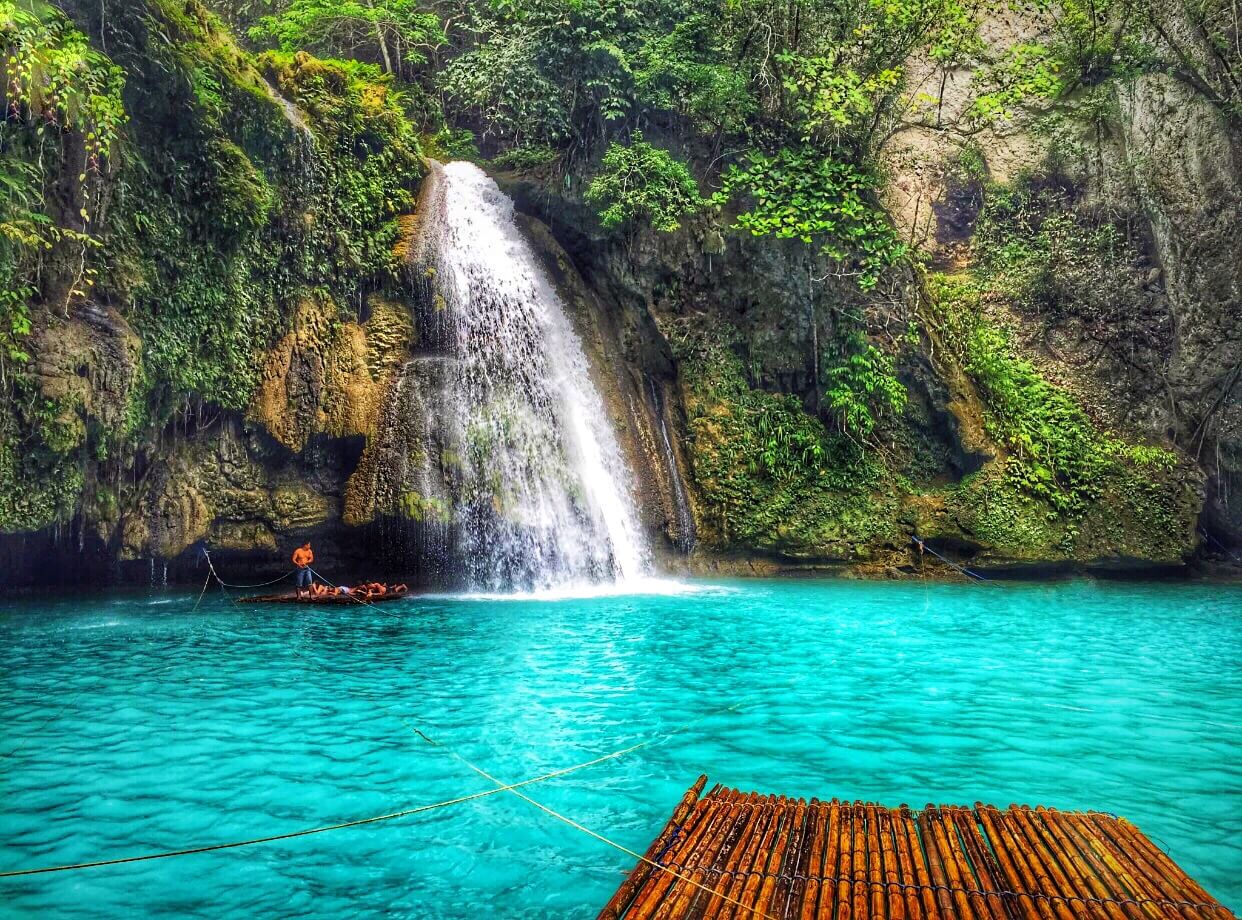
[878,54,1240,557]
[1114,74,1242,540]
[122,296,416,563]
[250,297,413,452]
[31,304,143,451]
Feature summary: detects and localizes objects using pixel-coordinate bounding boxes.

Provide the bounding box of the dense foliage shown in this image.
[670,321,897,554]
[0,0,1214,566]
[0,0,423,531]
[100,9,422,412]
[715,149,905,290]
[0,0,125,374]
[926,269,1178,518]
[249,0,443,80]
[584,134,703,232]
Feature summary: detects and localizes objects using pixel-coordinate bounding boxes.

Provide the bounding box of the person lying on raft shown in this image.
[297,582,408,600]
[363,582,409,597]
[341,582,408,599]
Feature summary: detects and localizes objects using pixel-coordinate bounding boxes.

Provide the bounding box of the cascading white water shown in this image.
[418,161,649,592]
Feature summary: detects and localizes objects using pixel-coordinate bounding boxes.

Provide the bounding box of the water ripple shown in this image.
[0,578,1239,916]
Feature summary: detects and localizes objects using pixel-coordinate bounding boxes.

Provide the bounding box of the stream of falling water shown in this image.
[414,161,649,593]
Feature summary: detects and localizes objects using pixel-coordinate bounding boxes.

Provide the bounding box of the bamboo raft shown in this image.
[238,591,407,605]
[600,777,1234,920]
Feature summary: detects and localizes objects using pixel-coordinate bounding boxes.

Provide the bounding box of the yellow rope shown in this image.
[0,741,669,878]
[451,756,779,920]
[5,574,764,881]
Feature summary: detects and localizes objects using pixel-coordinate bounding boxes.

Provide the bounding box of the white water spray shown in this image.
[417,161,650,592]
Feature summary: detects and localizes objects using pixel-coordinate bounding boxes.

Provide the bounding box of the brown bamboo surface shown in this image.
[238,591,407,605]
[598,778,1235,920]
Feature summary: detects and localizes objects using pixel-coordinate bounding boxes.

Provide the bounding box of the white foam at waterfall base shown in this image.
[436,576,730,603]
[421,161,653,593]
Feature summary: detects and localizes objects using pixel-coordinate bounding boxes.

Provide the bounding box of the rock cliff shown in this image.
[1,0,1236,587]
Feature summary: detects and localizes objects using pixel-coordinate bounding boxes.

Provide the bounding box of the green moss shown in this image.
[673,321,902,557]
[399,490,451,524]
[924,269,1196,559]
[0,391,84,532]
[96,24,423,414]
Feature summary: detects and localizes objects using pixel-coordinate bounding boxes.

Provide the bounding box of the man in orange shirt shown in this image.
[292,542,314,598]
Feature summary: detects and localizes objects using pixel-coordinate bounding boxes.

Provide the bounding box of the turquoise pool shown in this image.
[1,578,1239,916]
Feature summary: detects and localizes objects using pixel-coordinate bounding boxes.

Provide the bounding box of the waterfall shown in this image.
[412,161,649,592]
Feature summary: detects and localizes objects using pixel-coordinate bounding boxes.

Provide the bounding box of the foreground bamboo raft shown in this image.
[599,777,1234,920]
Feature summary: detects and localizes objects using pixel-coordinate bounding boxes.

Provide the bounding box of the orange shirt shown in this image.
[292,547,313,567]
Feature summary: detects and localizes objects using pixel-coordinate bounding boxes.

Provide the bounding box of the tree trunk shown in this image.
[364,0,395,74]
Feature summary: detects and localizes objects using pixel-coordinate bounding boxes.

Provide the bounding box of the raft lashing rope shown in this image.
[912,536,992,583]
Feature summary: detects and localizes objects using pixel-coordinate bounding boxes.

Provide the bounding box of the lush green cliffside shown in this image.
[1,0,1237,585]
[0,0,426,583]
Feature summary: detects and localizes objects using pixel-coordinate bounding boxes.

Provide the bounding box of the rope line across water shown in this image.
[3,571,764,881]
[913,536,992,583]
[0,741,671,879]
[200,551,294,590]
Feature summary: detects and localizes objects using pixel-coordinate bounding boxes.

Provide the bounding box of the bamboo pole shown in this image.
[736,797,786,919]
[892,805,924,920]
[1112,814,1225,907]
[976,804,1053,920]
[1059,811,1170,920]
[929,806,984,919]
[629,790,733,920]
[777,800,811,919]
[657,790,747,920]
[1088,812,1228,916]
[919,807,960,918]
[901,805,941,920]
[754,799,797,918]
[713,795,777,920]
[837,803,856,920]
[994,806,1072,920]
[852,802,871,920]
[817,800,844,920]
[697,796,762,919]
[1033,807,1143,920]
[1020,807,1123,920]
[878,807,906,920]
[801,801,829,920]
[599,775,708,920]
[1001,808,1078,920]
[948,807,1013,920]
[702,793,767,919]
[1076,814,1197,920]
[866,804,886,920]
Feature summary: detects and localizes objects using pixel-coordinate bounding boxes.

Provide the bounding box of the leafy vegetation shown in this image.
[584,135,703,232]
[669,320,901,555]
[249,0,443,79]
[100,14,421,413]
[926,271,1179,517]
[0,0,126,377]
[823,331,908,437]
[0,0,424,530]
[715,148,905,290]
[0,0,1211,569]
